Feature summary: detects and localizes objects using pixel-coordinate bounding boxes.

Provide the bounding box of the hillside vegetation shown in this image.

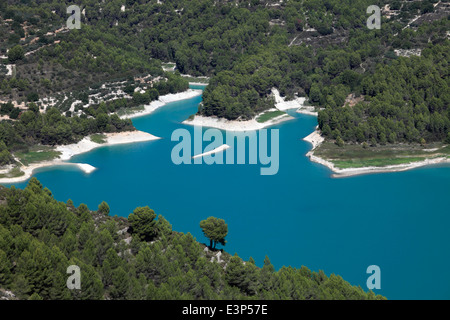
[0,178,385,300]
[1,0,449,146]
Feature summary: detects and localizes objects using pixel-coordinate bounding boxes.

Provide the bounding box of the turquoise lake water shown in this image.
[4,85,450,299]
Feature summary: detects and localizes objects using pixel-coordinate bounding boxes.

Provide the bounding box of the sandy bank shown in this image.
[304,129,450,177]
[0,161,97,184]
[303,127,324,150]
[182,88,309,131]
[272,88,306,111]
[188,82,209,86]
[180,74,210,85]
[0,130,160,184]
[183,113,294,131]
[271,88,317,115]
[331,157,450,178]
[306,150,450,178]
[120,89,203,119]
[57,130,160,160]
[296,108,319,116]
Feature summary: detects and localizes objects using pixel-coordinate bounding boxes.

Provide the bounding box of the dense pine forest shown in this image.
[1,0,449,149]
[0,70,189,166]
[0,178,385,300]
[318,41,450,145]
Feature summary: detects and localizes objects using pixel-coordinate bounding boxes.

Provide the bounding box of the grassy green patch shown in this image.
[315,141,448,159]
[15,147,61,166]
[0,167,25,179]
[440,144,450,154]
[332,157,428,169]
[90,134,107,144]
[314,141,449,169]
[256,110,286,123]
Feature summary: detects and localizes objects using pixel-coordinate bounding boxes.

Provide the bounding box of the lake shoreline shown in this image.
[182,90,450,177]
[1,87,203,185]
[4,87,448,184]
[182,89,305,131]
[182,113,295,131]
[120,89,203,119]
[303,128,450,177]
[0,130,160,184]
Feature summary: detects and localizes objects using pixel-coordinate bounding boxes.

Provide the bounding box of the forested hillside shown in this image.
[0,178,385,300]
[1,0,449,145]
[1,0,191,167]
[318,41,450,145]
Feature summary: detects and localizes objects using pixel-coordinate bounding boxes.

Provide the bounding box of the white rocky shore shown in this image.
[183,113,295,131]
[0,131,160,184]
[120,89,203,119]
[182,89,306,131]
[271,88,318,115]
[303,127,324,150]
[0,87,201,184]
[303,128,450,178]
[56,131,159,160]
[331,156,450,178]
[180,74,210,86]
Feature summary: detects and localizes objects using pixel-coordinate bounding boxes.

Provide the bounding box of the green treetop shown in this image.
[200,217,228,249]
[128,206,158,242]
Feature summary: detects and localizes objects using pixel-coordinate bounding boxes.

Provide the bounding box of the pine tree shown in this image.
[225,254,247,291]
[12,275,32,299]
[0,250,12,286]
[200,217,228,249]
[97,201,110,215]
[128,206,158,241]
[28,292,43,300]
[259,256,276,293]
[94,229,114,266]
[109,267,130,300]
